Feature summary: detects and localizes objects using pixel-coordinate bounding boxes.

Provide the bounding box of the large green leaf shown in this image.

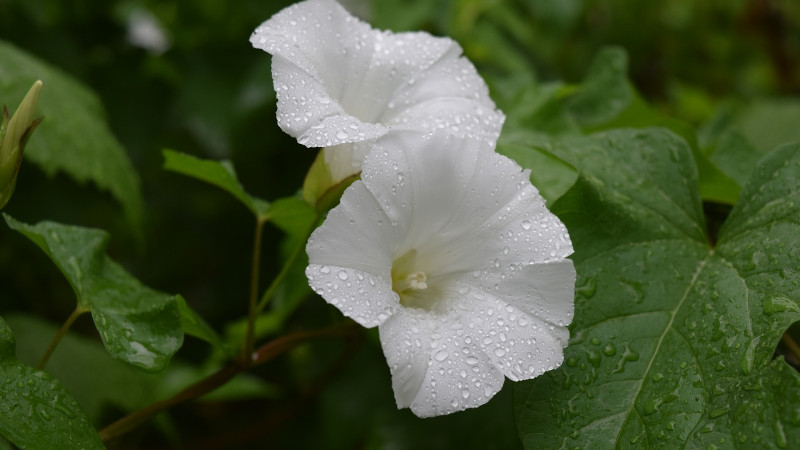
[514,130,800,448]
[0,315,104,449]
[3,214,183,372]
[162,149,270,219]
[0,40,143,230]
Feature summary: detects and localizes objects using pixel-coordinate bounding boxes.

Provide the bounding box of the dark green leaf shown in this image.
[3,214,183,372]
[0,40,144,230]
[514,130,800,448]
[0,316,104,449]
[7,314,279,422]
[7,313,160,422]
[162,149,270,219]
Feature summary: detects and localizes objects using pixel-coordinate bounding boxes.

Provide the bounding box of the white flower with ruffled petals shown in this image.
[250,0,505,183]
[305,131,575,417]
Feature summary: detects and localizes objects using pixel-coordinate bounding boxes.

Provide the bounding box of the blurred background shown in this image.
[1,0,799,448]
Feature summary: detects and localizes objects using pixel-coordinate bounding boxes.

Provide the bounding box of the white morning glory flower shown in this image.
[250,0,505,183]
[305,131,575,417]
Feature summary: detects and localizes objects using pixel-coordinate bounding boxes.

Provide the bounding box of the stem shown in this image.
[255,215,319,314]
[99,321,360,443]
[781,333,800,363]
[37,307,87,370]
[241,218,266,365]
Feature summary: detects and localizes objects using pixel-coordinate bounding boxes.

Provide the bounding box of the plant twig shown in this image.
[99,321,360,443]
[255,215,319,314]
[37,307,87,370]
[241,218,266,366]
[781,332,800,363]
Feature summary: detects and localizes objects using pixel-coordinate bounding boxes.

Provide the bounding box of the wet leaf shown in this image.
[7,314,278,423]
[514,130,800,448]
[3,214,183,372]
[0,315,104,449]
[162,149,270,219]
[0,40,144,230]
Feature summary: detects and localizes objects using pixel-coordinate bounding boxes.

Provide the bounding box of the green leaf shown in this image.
[265,196,316,239]
[162,149,270,219]
[6,313,160,422]
[514,130,800,448]
[496,138,577,205]
[175,297,224,350]
[0,315,104,449]
[3,214,183,372]
[703,130,762,189]
[566,47,633,128]
[8,314,277,421]
[0,40,144,230]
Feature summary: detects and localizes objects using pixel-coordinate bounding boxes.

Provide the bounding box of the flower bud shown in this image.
[0,80,43,210]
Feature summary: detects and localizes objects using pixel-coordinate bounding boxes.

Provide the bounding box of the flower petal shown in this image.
[306,180,403,327]
[252,0,504,181]
[379,306,505,417]
[425,266,575,383]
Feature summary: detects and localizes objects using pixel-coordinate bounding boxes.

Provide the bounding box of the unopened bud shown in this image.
[0,80,43,210]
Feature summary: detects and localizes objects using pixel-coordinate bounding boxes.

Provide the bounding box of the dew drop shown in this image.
[434,351,449,362]
[337,270,349,280]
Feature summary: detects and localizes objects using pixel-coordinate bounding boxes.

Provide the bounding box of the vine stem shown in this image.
[98,321,360,443]
[781,332,800,363]
[241,218,266,365]
[37,307,88,370]
[255,214,319,315]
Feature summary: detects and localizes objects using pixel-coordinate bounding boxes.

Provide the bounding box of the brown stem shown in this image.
[781,333,800,363]
[99,321,360,443]
[37,307,87,370]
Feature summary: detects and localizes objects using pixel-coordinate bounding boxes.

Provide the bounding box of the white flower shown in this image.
[250,0,505,183]
[305,131,575,417]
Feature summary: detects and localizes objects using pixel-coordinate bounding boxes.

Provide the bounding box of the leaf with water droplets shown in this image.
[3,214,183,372]
[0,315,104,449]
[514,131,800,448]
[0,40,144,231]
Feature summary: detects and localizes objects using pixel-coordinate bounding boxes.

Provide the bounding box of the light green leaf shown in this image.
[496,138,577,204]
[567,47,632,127]
[0,316,104,449]
[0,40,144,230]
[162,149,270,219]
[703,130,762,189]
[265,196,316,239]
[3,214,183,372]
[514,130,800,448]
[175,297,224,350]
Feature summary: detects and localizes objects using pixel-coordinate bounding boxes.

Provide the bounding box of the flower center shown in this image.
[391,249,430,307]
[396,271,428,292]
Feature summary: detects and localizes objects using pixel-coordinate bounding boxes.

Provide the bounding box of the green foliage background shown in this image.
[1,0,799,448]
